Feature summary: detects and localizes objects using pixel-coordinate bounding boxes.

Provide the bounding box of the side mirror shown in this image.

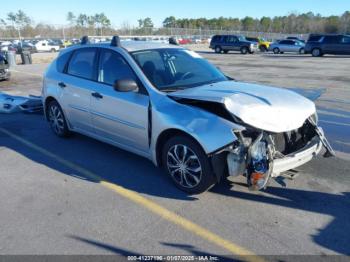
[114,80,139,93]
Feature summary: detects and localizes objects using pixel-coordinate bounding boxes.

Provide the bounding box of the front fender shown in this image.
[150,96,243,165]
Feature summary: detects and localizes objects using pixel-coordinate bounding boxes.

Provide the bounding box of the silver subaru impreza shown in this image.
[42,36,334,194]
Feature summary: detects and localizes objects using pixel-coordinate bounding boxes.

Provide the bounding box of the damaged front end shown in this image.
[225,116,335,191]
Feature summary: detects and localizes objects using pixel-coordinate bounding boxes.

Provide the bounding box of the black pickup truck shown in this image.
[210,35,258,54]
[0,53,11,81]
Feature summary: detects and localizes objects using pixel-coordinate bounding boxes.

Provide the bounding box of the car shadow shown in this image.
[211,180,350,255]
[1,113,350,255]
[0,113,197,201]
[68,235,142,256]
[68,235,237,260]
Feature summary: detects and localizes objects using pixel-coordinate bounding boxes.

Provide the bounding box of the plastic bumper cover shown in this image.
[272,136,323,177]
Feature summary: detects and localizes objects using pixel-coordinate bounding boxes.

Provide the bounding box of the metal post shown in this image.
[62,26,66,45]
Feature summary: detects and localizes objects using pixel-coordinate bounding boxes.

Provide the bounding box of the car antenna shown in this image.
[81,36,89,45]
[111,36,121,47]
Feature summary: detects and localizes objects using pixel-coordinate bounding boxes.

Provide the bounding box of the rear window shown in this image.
[308,35,323,42]
[323,36,341,44]
[67,48,97,80]
[212,35,224,42]
[56,51,72,73]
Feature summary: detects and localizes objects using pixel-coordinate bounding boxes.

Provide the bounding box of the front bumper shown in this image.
[271,135,323,177]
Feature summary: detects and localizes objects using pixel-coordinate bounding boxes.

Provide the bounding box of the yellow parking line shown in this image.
[0,126,264,262]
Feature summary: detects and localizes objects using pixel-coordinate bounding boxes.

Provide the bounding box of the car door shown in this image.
[284,40,295,52]
[59,47,99,133]
[340,35,350,54]
[90,48,150,153]
[278,40,288,52]
[322,36,342,54]
[229,36,240,51]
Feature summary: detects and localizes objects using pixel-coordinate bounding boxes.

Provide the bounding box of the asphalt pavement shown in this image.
[0,52,349,259]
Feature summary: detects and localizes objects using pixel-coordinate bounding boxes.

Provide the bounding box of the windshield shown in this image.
[238,36,246,41]
[131,48,228,91]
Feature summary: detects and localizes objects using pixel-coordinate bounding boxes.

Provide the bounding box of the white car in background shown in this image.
[35,40,60,53]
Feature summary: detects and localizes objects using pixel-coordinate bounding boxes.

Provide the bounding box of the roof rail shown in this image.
[111,36,121,47]
[81,36,89,45]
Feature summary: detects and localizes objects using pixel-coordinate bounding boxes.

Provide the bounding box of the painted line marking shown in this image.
[0,127,264,262]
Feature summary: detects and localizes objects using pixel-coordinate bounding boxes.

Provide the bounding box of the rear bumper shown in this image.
[0,71,10,80]
[272,135,323,177]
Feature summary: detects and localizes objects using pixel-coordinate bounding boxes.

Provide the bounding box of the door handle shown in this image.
[58,82,66,88]
[91,92,103,99]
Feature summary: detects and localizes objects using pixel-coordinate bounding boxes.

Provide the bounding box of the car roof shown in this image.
[59,40,182,55]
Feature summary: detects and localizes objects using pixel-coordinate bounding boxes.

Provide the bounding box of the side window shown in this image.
[56,51,72,73]
[67,48,97,80]
[279,40,288,45]
[342,36,350,43]
[226,36,237,43]
[98,49,137,86]
[324,36,340,44]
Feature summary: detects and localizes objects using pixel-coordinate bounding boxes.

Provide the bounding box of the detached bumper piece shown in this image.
[0,93,43,114]
[272,136,322,177]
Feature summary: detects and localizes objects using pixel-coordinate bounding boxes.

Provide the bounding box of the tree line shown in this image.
[162,12,350,34]
[1,10,350,39]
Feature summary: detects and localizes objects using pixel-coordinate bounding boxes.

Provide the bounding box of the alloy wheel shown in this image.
[49,104,65,135]
[167,144,202,189]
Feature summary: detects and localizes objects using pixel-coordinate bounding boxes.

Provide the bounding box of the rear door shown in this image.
[59,47,99,133]
[224,36,239,51]
[322,36,342,54]
[90,48,150,153]
[340,35,350,54]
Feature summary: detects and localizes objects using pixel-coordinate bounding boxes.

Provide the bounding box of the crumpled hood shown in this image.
[169,81,316,133]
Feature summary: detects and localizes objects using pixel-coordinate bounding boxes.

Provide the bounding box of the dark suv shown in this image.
[210,35,258,54]
[305,34,350,57]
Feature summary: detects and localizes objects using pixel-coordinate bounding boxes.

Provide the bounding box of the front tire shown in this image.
[47,100,70,137]
[162,136,216,194]
[240,46,249,54]
[299,48,305,54]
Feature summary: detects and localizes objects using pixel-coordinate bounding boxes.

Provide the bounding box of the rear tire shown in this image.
[299,48,305,54]
[273,48,280,54]
[51,48,56,53]
[240,46,249,54]
[162,136,216,194]
[259,45,268,52]
[215,46,222,54]
[312,48,322,57]
[47,100,70,137]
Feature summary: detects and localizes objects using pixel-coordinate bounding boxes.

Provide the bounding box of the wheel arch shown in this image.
[155,128,230,183]
[155,128,203,168]
[44,96,58,121]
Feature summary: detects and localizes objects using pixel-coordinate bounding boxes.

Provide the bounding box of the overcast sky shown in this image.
[1,0,349,27]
